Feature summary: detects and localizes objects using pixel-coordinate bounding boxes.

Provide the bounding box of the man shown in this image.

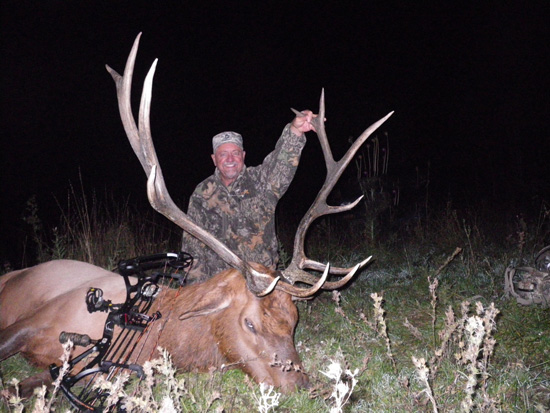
[182,110,317,282]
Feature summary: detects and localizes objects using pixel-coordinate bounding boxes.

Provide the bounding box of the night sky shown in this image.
[1,2,548,264]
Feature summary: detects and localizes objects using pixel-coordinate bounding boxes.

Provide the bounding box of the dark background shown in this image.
[1,2,548,266]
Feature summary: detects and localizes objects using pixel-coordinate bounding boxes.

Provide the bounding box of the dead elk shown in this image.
[0,33,392,398]
[0,260,308,395]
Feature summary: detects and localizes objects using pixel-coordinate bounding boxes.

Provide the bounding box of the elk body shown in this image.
[0,260,307,394]
[0,33,392,398]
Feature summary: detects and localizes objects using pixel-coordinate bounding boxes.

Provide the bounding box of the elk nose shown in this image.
[280,371,310,393]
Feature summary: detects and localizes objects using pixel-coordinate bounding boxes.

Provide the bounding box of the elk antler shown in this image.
[106,33,392,298]
[106,33,330,297]
[277,91,394,290]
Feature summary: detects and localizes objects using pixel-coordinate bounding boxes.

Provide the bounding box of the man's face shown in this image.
[212,143,246,186]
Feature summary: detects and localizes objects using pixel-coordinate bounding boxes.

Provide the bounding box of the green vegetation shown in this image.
[1,183,549,412]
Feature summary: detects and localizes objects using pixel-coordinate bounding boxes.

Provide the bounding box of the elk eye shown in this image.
[244,318,256,334]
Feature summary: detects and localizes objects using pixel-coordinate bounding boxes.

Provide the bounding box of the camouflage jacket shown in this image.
[182,123,307,281]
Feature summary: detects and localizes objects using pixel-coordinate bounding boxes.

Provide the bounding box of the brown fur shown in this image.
[0,260,308,395]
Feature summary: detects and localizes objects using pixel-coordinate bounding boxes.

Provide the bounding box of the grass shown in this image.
[1,188,550,411]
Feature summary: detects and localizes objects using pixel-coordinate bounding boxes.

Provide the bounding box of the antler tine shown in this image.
[276,262,331,298]
[281,90,393,288]
[108,33,275,296]
[287,257,373,289]
[106,34,151,174]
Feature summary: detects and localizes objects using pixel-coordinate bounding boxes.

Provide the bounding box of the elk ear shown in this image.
[178,295,232,321]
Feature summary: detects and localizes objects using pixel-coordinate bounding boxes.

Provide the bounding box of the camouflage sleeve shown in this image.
[255,123,307,199]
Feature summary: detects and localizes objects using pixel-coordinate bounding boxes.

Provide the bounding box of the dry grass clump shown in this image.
[2,340,74,413]
[253,383,281,413]
[319,360,359,413]
[18,183,180,270]
[410,300,500,412]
